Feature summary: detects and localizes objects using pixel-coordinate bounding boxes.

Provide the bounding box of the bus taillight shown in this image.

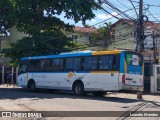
[122,74,125,84]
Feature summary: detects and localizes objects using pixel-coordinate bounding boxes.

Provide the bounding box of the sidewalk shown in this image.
[107,92,160,102]
[0,84,17,88]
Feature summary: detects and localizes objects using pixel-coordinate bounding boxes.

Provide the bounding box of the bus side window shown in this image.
[42,59,53,72]
[48,59,53,71]
[19,63,27,74]
[52,59,60,71]
[108,56,113,70]
[73,58,81,71]
[99,56,109,70]
[84,57,92,71]
[40,60,46,71]
[59,59,64,71]
[65,58,73,71]
[81,57,85,70]
[29,60,40,72]
[113,55,120,70]
[113,56,116,70]
[92,56,98,70]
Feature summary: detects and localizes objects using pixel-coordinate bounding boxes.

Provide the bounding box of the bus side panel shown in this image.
[83,73,119,91]
[27,72,72,90]
[17,73,28,87]
[18,72,121,92]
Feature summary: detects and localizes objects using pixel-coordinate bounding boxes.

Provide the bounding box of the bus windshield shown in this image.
[125,52,143,66]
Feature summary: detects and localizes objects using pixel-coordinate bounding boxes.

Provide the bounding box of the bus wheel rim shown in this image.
[75,85,81,94]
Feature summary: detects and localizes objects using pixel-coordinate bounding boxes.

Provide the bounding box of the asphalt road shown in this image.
[0,85,160,120]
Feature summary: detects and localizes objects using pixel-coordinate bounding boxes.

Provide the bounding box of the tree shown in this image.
[0,0,14,36]
[1,0,101,62]
[92,22,112,48]
[12,0,99,35]
[2,31,79,60]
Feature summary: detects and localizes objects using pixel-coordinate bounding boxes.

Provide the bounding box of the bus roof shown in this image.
[21,50,123,60]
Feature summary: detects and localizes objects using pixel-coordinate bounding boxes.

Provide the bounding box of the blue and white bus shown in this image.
[17,50,144,95]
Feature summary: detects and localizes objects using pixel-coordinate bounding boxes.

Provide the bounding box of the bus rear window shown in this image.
[125,53,143,66]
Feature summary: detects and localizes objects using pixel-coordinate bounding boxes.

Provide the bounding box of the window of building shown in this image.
[89,36,92,42]
[72,35,78,39]
[122,22,126,25]
[118,32,123,36]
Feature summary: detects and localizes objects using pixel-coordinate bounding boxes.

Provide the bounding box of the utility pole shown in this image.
[136,0,143,99]
[136,0,144,52]
[152,30,156,63]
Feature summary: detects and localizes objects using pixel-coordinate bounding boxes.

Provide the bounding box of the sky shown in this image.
[58,0,160,28]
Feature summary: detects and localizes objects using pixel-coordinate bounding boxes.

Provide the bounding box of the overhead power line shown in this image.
[93,8,138,26]
[116,0,130,10]
[128,0,138,18]
[147,9,160,23]
[103,0,135,20]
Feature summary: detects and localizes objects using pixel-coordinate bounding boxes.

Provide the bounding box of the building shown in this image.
[110,19,160,50]
[67,26,97,45]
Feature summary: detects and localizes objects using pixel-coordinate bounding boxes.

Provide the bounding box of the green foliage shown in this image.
[92,22,112,47]
[2,31,79,60]
[0,0,100,35]
[0,0,100,63]
[0,0,14,36]
[12,0,98,35]
[9,60,19,67]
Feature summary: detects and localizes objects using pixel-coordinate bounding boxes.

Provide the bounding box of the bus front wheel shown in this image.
[73,82,84,96]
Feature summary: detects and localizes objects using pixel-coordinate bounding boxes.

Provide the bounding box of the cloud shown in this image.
[91,19,96,23]
[97,14,108,19]
[96,12,118,20]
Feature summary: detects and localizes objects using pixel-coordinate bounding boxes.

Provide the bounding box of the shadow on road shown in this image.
[0,87,143,104]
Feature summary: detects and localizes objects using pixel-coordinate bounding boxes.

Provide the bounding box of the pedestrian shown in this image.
[7,72,12,85]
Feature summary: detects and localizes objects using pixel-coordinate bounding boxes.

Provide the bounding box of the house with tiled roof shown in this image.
[67,26,97,45]
[110,19,160,51]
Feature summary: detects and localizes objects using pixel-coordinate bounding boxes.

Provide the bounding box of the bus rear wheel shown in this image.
[28,81,36,92]
[73,82,84,96]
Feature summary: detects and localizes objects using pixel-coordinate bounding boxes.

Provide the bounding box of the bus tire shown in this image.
[28,81,36,92]
[73,82,84,96]
[93,91,107,96]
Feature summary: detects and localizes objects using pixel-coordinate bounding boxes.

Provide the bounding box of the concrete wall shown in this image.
[67,32,90,44]
[109,22,135,50]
